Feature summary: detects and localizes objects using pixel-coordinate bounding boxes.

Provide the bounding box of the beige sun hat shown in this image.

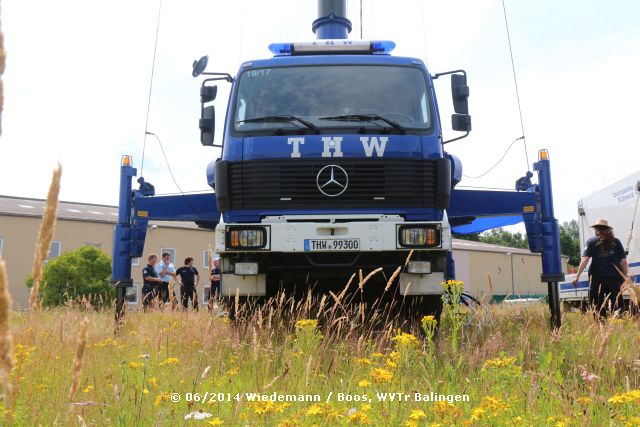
[591,218,612,229]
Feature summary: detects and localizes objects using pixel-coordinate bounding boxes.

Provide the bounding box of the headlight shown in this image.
[398,225,440,248]
[406,261,432,274]
[234,262,259,275]
[226,226,267,249]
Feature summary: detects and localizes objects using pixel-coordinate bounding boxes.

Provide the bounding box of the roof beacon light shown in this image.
[538,149,549,161]
[268,39,395,56]
[121,155,133,167]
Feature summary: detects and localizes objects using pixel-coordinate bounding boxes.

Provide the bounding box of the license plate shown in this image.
[304,238,360,251]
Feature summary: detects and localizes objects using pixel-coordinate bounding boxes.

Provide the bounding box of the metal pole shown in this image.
[534,150,564,330]
[111,156,136,323]
[548,281,561,329]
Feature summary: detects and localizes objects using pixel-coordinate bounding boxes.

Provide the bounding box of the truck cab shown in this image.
[202,40,470,306]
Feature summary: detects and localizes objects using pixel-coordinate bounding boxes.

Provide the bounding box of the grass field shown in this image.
[2,289,640,426]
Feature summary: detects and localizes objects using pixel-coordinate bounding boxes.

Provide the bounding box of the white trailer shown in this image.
[559,171,640,305]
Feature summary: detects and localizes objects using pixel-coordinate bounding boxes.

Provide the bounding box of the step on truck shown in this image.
[111,0,565,328]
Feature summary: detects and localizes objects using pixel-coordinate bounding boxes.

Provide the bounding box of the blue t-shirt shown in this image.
[583,237,626,279]
[156,261,176,282]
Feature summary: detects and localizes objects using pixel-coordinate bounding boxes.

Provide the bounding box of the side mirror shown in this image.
[452,114,471,132]
[433,69,472,144]
[192,56,209,77]
[201,85,217,103]
[451,74,469,114]
[200,105,215,146]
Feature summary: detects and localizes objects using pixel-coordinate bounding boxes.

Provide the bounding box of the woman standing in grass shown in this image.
[572,219,628,318]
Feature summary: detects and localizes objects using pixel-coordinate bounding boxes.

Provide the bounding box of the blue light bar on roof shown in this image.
[268,39,396,56]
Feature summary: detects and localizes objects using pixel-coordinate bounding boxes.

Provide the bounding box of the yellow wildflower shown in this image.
[576,396,593,404]
[143,388,149,394]
[82,385,94,393]
[128,361,143,369]
[409,409,427,420]
[385,359,398,369]
[358,379,371,387]
[148,377,158,389]
[306,403,324,416]
[154,392,171,406]
[348,411,372,425]
[432,401,463,417]
[421,315,437,327]
[252,400,277,415]
[482,356,516,369]
[441,279,464,291]
[295,319,318,329]
[392,331,419,347]
[547,415,571,427]
[371,352,384,358]
[389,351,401,362]
[622,417,640,427]
[355,357,374,366]
[609,389,640,405]
[159,357,180,366]
[275,402,291,413]
[370,367,393,383]
[405,421,418,427]
[208,418,224,426]
[226,367,239,377]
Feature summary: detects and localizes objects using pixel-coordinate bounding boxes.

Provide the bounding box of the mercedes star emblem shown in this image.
[316,165,349,197]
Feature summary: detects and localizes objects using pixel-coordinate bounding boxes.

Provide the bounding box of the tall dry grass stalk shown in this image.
[0,259,14,424]
[68,317,89,402]
[29,164,62,310]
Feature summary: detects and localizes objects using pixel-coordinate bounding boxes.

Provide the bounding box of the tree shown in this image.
[26,245,113,307]
[559,220,580,267]
[477,228,528,249]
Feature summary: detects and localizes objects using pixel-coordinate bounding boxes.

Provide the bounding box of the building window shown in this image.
[160,248,176,265]
[0,237,3,258]
[131,257,141,267]
[126,284,139,304]
[84,242,102,248]
[203,249,218,269]
[48,241,62,259]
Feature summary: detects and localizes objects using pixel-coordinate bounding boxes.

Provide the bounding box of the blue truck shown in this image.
[111,0,565,328]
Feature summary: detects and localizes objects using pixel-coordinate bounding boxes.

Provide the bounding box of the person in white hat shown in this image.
[572,218,628,317]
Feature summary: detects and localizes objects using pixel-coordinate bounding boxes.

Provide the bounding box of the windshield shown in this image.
[233,65,432,133]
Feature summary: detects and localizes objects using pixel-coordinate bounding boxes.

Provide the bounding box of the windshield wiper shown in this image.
[236,115,319,132]
[318,114,406,133]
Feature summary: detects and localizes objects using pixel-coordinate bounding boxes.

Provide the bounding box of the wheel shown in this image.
[402,294,444,324]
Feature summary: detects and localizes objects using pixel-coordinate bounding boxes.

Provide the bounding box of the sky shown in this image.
[1,0,639,224]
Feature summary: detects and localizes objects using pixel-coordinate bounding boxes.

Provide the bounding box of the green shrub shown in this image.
[26,245,113,307]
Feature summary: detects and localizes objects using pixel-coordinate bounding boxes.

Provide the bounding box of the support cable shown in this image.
[501,0,529,171]
[140,0,162,178]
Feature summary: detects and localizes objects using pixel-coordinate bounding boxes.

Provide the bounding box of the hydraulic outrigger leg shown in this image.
[526,150,564,330]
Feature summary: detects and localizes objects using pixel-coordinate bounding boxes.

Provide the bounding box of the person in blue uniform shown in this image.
[176,257,199,310]
[156,252,176,303]
[142,254,163,309]
[573,219,629,318]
